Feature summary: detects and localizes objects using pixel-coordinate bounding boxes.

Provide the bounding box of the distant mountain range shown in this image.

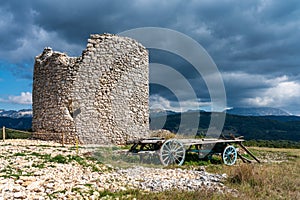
[1,108,300,141]
[0,109,32,130]
[225,107,290,116]
[150,109,178,118]
[0,107,292,119]
[0,109,32,118]
[150,110,300,141]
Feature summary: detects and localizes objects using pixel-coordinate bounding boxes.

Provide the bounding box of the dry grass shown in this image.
[212,147,300,199]
[150,129,177,139]
[225,161,300,199]
[131,147,300,200]
[250,147,300,158]
[96,146,300,199]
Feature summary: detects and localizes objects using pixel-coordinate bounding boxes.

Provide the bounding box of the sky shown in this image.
[0,0,299,115]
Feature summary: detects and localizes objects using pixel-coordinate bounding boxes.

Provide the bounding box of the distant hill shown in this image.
[150,110,300,142]
[263,115,300,122]
[226,107,290,116]
[1,108,300,141]
[0,117,32,130]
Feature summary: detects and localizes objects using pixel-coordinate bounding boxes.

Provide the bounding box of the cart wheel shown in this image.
[159,139,185,166]
[222,145,237,165]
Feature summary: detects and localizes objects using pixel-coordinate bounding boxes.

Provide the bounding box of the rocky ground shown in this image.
[0,139,234,199]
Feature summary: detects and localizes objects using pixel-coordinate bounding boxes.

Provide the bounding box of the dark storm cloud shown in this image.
[30,0,183,46]
[1,0,299,72]
[0,0,300,113]
[179,0,300,76]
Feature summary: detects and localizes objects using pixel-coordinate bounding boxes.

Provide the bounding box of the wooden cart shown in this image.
[127,137,260,166]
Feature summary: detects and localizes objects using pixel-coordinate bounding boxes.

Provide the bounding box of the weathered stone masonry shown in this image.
[32,34,149,144]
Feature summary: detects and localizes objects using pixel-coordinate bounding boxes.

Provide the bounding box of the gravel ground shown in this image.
[0,139,234,199]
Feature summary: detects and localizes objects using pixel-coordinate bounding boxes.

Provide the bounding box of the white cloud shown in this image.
[0,92,32,105]
[5,25,83,62]
[244,80,300,107]
[150,95,211,112]
[245,96,274,107]
[222,72,300,113]
[150,95,173,110]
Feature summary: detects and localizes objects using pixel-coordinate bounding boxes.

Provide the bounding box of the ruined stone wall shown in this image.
[32,34,149,144]
[32,48,78,143]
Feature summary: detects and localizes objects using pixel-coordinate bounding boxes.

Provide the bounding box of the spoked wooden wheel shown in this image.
[222,145,237,165]
[159,139,185,166]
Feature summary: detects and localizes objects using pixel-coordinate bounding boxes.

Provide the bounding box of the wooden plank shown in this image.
[129,138,244,145]
[139,139,165,144]
[202,138,219,141]
[127,137,165,144]
[2,126,5,142]
[238,142,260,163]
[177,138,244,145]
[237,152,250,163]
[239,154,254,163]
[145,137,164,140]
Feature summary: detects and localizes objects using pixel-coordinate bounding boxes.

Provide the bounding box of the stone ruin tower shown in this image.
[32,34,149,144]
